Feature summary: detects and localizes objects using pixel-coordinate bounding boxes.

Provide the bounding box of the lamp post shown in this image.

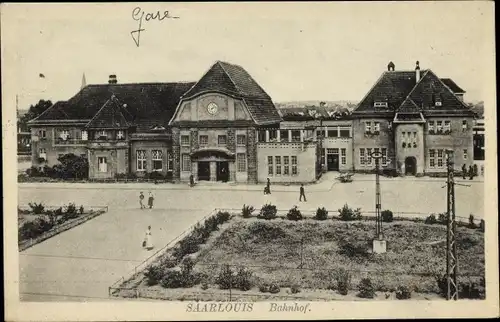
[370,151,386,253]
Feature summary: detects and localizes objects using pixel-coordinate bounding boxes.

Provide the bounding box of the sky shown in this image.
[2,2,495,110]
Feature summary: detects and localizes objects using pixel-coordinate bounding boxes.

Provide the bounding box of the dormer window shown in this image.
[435,100,442,107]
[59,130,69,140]
[117,130,124,140]
[81,130,88,141]
[97,130,107,140]
[374,101,388,108]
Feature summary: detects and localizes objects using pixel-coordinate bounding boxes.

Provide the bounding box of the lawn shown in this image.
[113,214,485,301]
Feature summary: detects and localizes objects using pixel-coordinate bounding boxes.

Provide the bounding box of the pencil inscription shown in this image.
[131,7,180,47]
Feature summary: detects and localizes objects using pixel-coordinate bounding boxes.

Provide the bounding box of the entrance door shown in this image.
[404,157,417,175]
[216,161,229,182]
[327,154,340,171]
[198,162,210,181]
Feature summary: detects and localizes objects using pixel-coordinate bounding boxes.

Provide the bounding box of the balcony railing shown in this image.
[54,138,87,145]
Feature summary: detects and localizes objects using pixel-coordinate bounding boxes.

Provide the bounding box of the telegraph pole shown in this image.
[445,149,458,300]
[370,151,386,253]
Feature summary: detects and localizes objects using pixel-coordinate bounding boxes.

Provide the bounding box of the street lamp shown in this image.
[370,150,386,254]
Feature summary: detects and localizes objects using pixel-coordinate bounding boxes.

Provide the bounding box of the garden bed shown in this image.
[111,208,485,301]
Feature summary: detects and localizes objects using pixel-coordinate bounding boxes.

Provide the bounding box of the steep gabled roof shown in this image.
[29,82,196,129]
[440,78,465,94]
[178,61,281,125]
[85,97,130,129]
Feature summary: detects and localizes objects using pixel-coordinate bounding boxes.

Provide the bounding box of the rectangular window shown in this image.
[81,130,88,141]
[181,135,190,146]
[429,149,435,168]
[463,149,468,160]
[117,130,124,140]
[374,102,388,108]
[275,156,281,175]
[283,156,290,175]
[327,148,339,154]
[218,135,227,146]
[341,148,346,165]
[365,122,371,133]
[268,156,273,176]
[374,122,380,133]
[381,148,387,166]
[167,152,173,171]
[291,156,298,175]
[38,129,47,139]
[327,128,339,137]
[269,130,278,142]
[367,148,372,165]
[199,135,208,146]
[316,129,325,139]
[152,150,163,171]
[428,121,435,133]
[291,130,301,142]
[444,121,451,133]
[437,149,444,168]
[137,150,147,171]
[237,153,246,172]
[436,121,443,133]
[97,130,107,139]
[236,134,246,146]
[59,130,70,140]
[181,154,191,172]
[39,148,47,160]
[462,120,468,131]
[281,130,290,142]
[339,127,351,138]
[258,131,266,143]
[359,148,366,166]
[98,157,107,172]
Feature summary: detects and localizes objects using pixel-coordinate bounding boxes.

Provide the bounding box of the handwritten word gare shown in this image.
[131,7,179,47]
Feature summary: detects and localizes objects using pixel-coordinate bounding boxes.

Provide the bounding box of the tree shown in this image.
[18,99,53,131]
[56,154,89,179]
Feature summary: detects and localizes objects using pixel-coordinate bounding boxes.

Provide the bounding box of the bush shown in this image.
[258,203,277,220]
[204,216,219,233]
[234,266,253,291]
[479,219,485,232]
[357,278,375,299]
[28,202,45,215]
[425,214,437,225]
[334,268,351,295]
[18,217,54,240]
[64,203,79,219]
[79,205,84,214]
[160,269,185,288]
[216,265,234,290]
[395,285,412,300]
[144,265,164,286]
[338,241,370,259]
[215,211,231,225]
[290,284,301,294]
[55,153,89,179]
[146,171,165,180]
[201,282,209,290]
[435,274,485,299]
[242,204,255,218]
[338,204,362,221]
[259,284,270,293]
[268,283,280,294]
[172,234,200,260]
[381,210,393,223]
[437,213,447,224]
[315,207,328,220]
[468,214,477,229]
[286,206,303,221]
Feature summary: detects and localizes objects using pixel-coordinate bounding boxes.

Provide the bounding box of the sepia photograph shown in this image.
[2,1,498,320]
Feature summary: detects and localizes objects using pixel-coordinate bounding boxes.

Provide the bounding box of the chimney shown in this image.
[387,61,395,71]
[415,61,421,83]
[108,74,117,84]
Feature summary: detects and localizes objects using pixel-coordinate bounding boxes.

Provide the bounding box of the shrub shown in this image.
[55,153,89,179]
[395,285,412,300]
[160,269,185,288]
[315,207,328,220]
[357,278,375,299]
[45,210,58,226]
[290,284,301,294]
[18,217,54,240]
[115,173,128,180]
[248,222,287,240]
[172,235,200,260]
[242,204,255,218]
[338,240,370,259]
[479,219,485,232]
[28,202,45,215]
[425,214,437,225]
[268,283,280,294]
[144,265,164,286]
[146,171,165,180]
[215,211,231,225]
[258,203,277,220]
[459,277,485,299]
[215,265,234,290]
[234,266,253,291]
[437,213,447,224]
[259,284,270,293]
[338,204,362,221]
[381,210,393,223]
[64,203,79,219]
[334,268,351,295]
[286,206,303,221]
[468,214,477,229]
[204,216,219,233]
[201,282,209,290]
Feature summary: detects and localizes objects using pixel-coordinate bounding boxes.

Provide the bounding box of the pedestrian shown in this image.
[143,225,154,251]
[139,192,145,209]
[266,177,271,195]
[189,174,195,187]
[299,184,307,202]
[462,164,467,180]
[468,165,474,180]
[148,191,154,209]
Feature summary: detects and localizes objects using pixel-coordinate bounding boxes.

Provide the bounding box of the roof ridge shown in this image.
[397,70,430,110]
[217,61,242,96]
[86,98,111,127]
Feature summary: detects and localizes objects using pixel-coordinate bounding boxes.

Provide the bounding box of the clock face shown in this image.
[207,102,218,115]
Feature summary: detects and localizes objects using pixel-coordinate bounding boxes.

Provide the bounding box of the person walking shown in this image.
[468,165,474,180]
[148,191,154,209]
[143,226,154,251]
[299,184,307,202]
[266,177,271,195]
[462,164,467,180]
[139,192,145,209]
[189,174,195,187]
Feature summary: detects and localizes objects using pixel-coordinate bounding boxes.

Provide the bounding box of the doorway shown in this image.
[198,162,210,181]
[216,161,229,182]
[327,154,340,171]
[404,157,417,175]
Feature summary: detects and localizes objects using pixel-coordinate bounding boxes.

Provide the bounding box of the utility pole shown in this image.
[445,149,458,300]
[370,151,386,254]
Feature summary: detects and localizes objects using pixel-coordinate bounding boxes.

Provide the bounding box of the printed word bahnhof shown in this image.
[28,61,477,183]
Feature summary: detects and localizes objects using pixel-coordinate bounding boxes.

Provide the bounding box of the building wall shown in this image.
[424,116,474,173]
[130,140,171,176]
[394,123,425,174]
[352,118,394,171]
[88,148,127,179]
[175,94,251,122]
[256,142,317,183]
[321,138,354,171]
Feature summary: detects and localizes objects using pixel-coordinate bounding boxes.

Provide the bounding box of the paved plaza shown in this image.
[18,173,484,301]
